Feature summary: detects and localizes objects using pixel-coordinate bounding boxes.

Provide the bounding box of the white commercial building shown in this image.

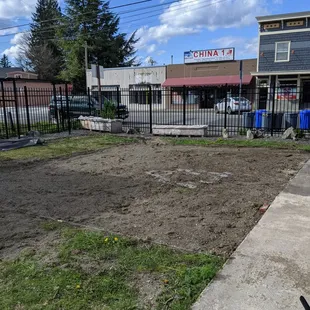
[86,65,167,110]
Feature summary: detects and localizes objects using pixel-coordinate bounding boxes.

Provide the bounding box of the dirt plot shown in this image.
[0,142,308,258]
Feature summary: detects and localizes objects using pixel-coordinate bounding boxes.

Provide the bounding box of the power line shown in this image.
[0,0,210,39]
[0,0,152,32]
[0,0,229,49]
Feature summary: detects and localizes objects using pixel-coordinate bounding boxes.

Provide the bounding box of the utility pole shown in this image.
[84,41,88,93]
[96,62,102,111]
[84,41,88,72]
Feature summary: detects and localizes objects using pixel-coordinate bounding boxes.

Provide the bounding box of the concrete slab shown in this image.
[153,125,208,137]
[192,160,310,310]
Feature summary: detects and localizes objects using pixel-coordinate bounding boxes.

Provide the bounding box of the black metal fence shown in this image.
[1,82,310,139]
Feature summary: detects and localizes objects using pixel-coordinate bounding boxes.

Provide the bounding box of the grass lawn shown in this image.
[0,135,137,161]
[1,134,310,163]
[166,137,310,151]
[0,224,223,310]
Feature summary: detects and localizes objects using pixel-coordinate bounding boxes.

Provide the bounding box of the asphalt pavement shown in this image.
[0,106,243,134]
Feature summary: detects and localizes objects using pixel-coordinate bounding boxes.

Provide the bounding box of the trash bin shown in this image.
[243,112,255,128]
[255,109,267,128]
[262,112,283,130]
[299,110,310,130]
[283,112,298,129]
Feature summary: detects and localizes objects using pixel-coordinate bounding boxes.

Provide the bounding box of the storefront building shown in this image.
[86,65,167,110]
[252,11,310,111]
[163,53,257,109]
[86,51,257,111]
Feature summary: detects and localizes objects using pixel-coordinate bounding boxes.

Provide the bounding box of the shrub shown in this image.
[100,99,116,119]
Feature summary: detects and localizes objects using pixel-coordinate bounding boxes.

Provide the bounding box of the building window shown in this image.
[275,42,290,62]
[129,84,162,105]
[276,80,297,101]
[14,74,22,78]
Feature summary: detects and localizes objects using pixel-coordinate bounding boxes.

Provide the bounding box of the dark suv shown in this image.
[49,95,129,120]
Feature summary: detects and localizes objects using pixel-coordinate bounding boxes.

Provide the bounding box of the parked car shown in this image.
[214,97,252,114]
[49,95,129,120]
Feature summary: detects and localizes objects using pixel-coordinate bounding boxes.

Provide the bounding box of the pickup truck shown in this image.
[49,95,129,120]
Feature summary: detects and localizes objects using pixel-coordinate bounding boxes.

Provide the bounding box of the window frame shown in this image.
[275,41,291,63]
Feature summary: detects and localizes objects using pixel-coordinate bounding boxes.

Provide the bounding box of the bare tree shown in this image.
[15,33,33,71]
[146,57,157,66]
[15,33,59,80]
[26,44,59,80]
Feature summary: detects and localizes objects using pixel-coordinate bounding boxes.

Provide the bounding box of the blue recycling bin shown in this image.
[255,109,267,128]
[300,110,310,130]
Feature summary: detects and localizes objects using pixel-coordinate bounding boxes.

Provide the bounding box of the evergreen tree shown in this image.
[59,0,139,90]
[28,0,63,79]
[0,54,12,68]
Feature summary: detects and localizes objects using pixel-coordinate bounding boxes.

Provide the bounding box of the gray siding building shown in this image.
[252,11,310,111]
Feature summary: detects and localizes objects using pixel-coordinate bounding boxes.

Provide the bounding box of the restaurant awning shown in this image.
[162,75,253,87]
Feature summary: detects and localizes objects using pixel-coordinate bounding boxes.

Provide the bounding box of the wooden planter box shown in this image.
[78,116,123,133]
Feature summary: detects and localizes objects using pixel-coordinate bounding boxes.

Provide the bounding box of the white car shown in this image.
[214,97,252,114]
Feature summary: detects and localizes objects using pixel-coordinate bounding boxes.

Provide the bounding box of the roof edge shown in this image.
[256,11,310,22]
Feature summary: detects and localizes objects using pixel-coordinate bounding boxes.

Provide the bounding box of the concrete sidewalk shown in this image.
[193,160,310,310]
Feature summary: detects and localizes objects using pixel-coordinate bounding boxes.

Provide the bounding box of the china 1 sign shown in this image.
[184,48,235,64]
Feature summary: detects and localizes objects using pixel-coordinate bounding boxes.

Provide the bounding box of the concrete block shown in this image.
[282,127,297,140]
[152,125,208,137]
[79,116,123,133]
[222,128,229,139]
[247,129,254,140]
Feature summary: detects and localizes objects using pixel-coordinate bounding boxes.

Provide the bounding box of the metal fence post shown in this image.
[148,85,153,134]
[87,87,92,115]
[59,87,65,131]
[12,80,21,138]
[224,84,228,129]
[271,84,276,137]
[23,86,31,132]
[1,81,9,139]
[182,85,186,125]
[65,83,71,134]
[117,86,120,119]
[52,84,60,133]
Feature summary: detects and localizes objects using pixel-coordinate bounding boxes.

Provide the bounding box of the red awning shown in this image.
[162,75,253,87]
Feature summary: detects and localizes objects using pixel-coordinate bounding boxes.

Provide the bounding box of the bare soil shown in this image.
[0,142,308,258]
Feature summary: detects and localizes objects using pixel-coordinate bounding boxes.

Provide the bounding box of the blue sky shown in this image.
[0,0,309,66]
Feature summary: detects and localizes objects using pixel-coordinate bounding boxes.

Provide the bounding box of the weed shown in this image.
[238,128,247,136]
[0,228,223,310]
[0,135,137,161]
[40,221,65,231]
[166,137,310,152]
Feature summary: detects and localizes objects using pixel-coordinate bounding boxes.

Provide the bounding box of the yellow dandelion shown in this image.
[114,237,118,242]
[104,237,109,242]
[76,284,81,289]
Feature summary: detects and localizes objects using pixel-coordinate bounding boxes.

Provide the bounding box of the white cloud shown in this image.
[211,36,258,58]
[146,44,156,53]
[160,0,267,31]
[0,0,36,19]
[0,27,19,36]
[157,50,166,56]
[2,44,21,59]
[135,0,268,52]
[136,24,199,51]
[2,32,26,60]
[10,32,25,44]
